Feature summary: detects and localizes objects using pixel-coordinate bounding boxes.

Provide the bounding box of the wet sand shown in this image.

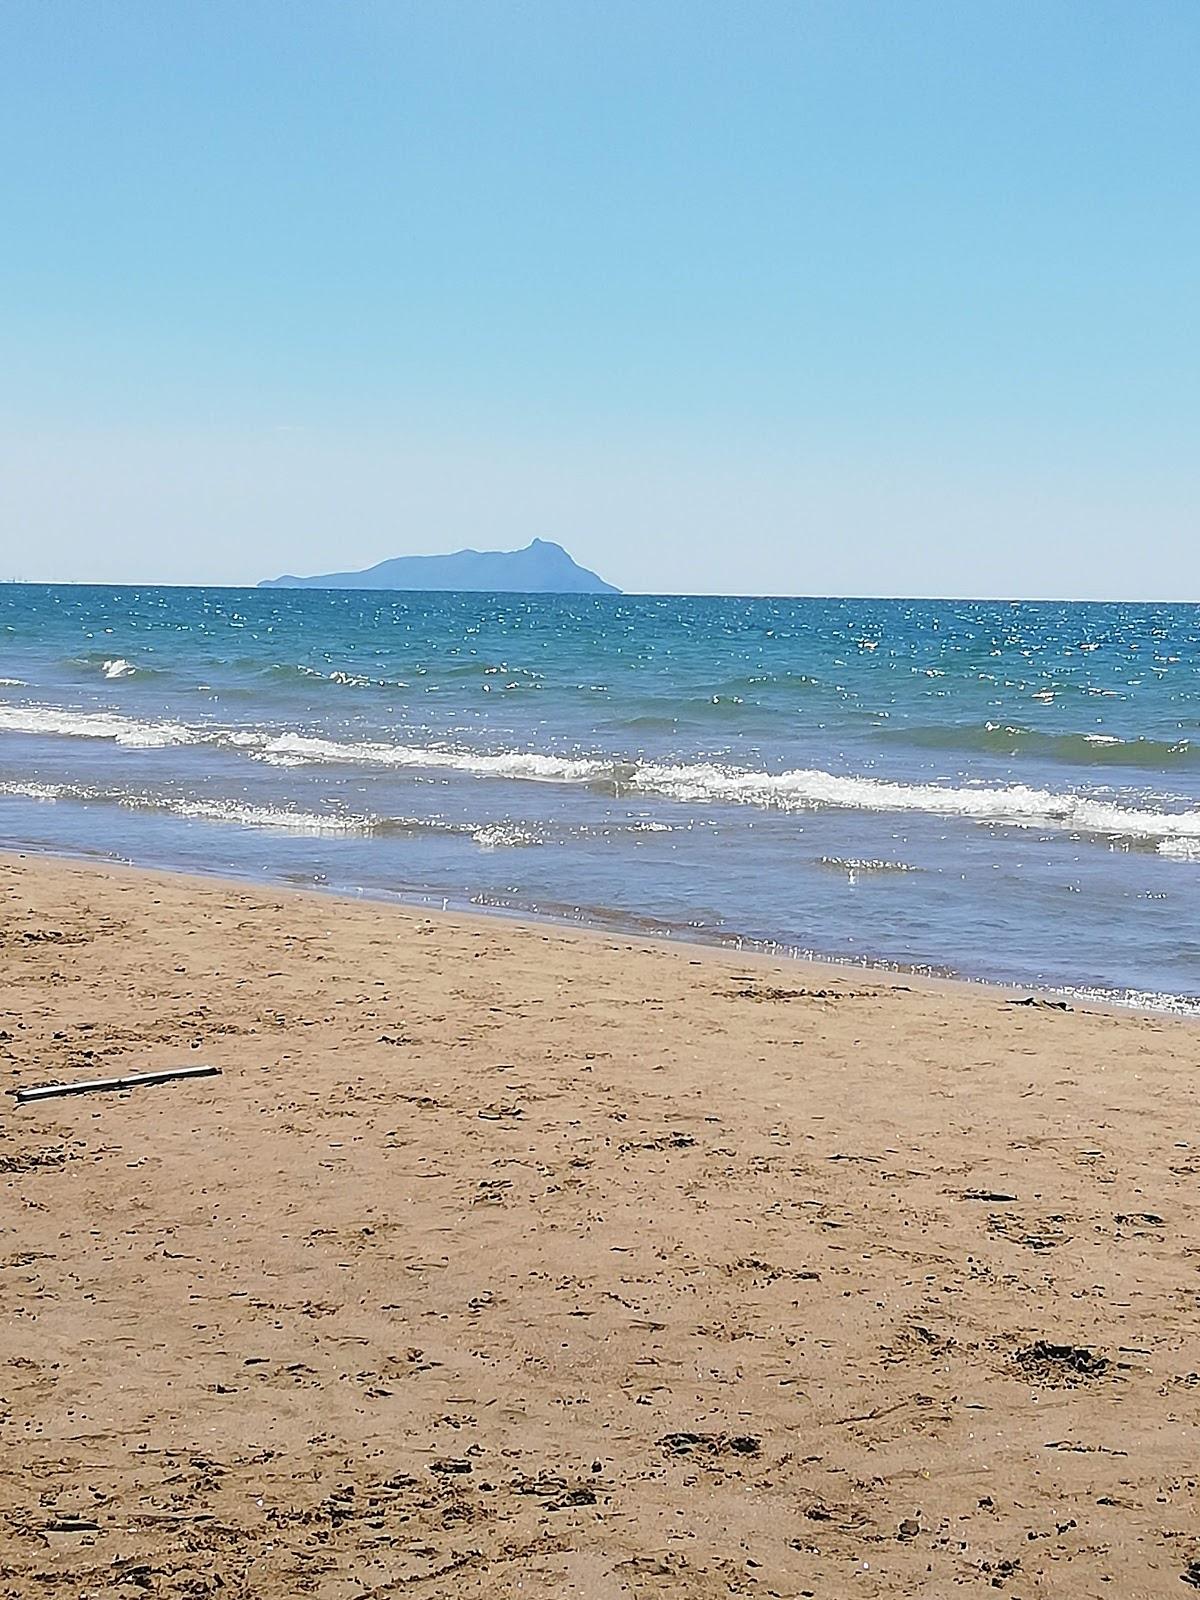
[2,850,1199,1598]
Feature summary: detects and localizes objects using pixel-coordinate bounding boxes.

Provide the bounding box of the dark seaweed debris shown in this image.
[1015,1341,1108,1383]
[660,1432,761,1459]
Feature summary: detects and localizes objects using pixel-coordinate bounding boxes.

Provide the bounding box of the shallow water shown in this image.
[2,585,1198,1009]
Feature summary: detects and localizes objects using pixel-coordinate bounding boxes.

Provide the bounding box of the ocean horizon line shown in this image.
[2,577,1198,606]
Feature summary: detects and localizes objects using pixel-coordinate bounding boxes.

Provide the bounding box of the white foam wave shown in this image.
[625,762,1200,844]
[294,665,369,687]
[0,778,374,835]
[255,732,607,783]
[163,798,373,833]
[254,736,1200,846]
[287,664,408,689]
[1158,839,1200,863]
[103,658,136,679]
[0,677,26,687]
[0,777,554,846]
[0,704,194,748]
[4,702,1199,850]
[819,855,917,874]
[0,780,73,802]
[470,823,542,849]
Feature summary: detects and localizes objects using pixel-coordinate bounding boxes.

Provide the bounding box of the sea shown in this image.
[2,585,1198,1012]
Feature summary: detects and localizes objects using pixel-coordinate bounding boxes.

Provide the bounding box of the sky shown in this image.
[1,0,1197,597]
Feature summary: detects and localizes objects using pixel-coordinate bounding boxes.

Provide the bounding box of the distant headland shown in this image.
[259,539,620,595]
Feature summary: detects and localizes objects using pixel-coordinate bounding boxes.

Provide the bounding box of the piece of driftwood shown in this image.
[14,1064,221,1104]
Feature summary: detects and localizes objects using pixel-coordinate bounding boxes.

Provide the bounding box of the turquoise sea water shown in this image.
[2,585,1199,1009]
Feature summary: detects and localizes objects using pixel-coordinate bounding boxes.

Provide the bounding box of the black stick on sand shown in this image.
[13,1064,222,1104]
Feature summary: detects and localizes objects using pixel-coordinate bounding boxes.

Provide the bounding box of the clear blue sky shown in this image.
[2,0,1196,596]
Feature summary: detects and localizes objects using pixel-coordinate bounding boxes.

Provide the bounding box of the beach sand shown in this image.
[2,852,1198,1598]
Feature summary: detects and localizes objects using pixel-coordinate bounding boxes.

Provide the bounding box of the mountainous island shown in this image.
[259,539,619,594]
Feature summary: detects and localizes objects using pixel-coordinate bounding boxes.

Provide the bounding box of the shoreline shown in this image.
[6,583,1199,1025]
[4,840,1197,1022]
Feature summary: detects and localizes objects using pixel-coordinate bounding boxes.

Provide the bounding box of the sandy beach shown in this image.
[2,851,1199,1598]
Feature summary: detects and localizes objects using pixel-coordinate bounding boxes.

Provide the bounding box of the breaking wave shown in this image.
[4,701,1200,849]
[0,780,375,834]
[469,823,543,849]
[624,761,1200,844]
[264,663,411,690]
[253,731,608,783]
[67,651,166,679]
[1158,838,1200,863]
[0,778,546,847]
[818,856,918,875]
[0,704,195,748]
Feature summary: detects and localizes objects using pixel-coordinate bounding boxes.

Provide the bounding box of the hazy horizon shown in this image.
[4,572,1199,607]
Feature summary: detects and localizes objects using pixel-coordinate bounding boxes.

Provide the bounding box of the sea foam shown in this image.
[5,701,1200,848]
[0,704,194,748]
[0,779,372,833]
[256,733,1200,845]
[626,761,1200,843]
[0,777,552,845]
[254,731,606,783]
[1158,838,1200,863]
